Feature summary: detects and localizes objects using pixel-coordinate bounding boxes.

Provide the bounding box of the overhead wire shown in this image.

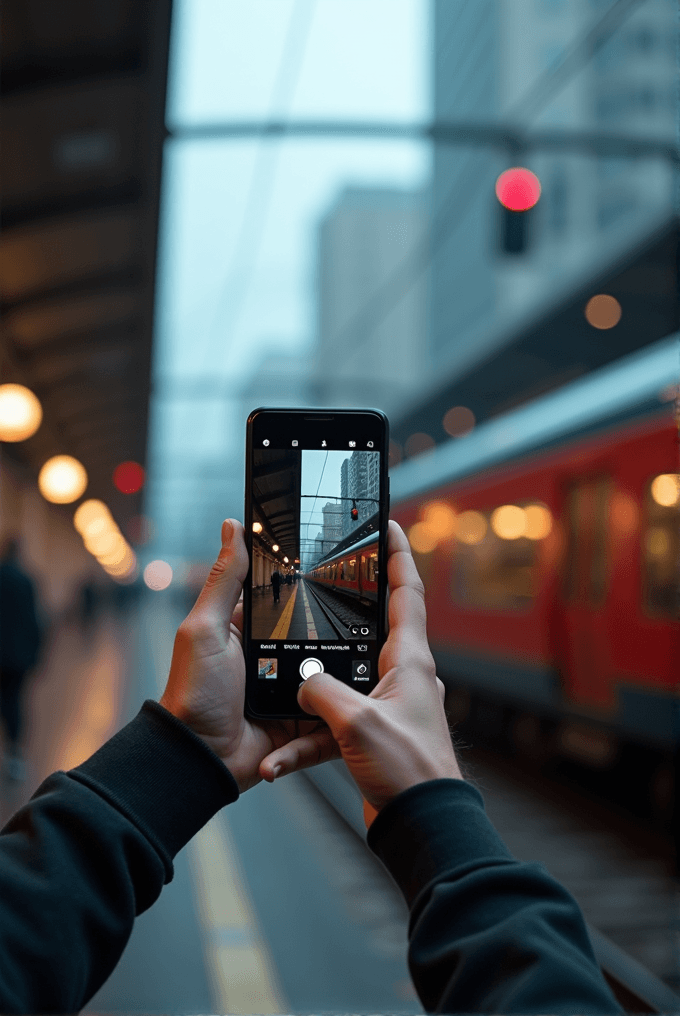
[200,0,317,377]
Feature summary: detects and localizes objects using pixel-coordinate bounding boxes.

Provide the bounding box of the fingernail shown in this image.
[222,520,233,545]
[272,764,282,779]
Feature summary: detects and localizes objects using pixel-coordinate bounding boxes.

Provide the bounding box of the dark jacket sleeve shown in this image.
[0,700,238,1015]
[367,778,623,1015]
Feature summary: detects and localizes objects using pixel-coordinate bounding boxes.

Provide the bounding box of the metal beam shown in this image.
[168,120,680,164]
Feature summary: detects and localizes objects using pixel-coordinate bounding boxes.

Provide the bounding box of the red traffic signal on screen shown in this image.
[495,168,541,255]
[351,507,359,520]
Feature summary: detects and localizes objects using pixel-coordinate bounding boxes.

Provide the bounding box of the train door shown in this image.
[558,476,613,710]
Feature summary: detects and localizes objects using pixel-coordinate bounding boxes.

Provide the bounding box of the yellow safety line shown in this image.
[189,816,287,1015]
[300,582,318,639]
[269,585,298,639]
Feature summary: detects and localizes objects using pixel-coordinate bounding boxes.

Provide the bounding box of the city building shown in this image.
[429,0,677,377]
[341,451,381,538]
[312,186,428,417]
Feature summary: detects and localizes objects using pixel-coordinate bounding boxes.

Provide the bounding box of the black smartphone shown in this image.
[243,407,390,720]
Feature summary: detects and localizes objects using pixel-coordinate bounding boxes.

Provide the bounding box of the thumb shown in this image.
[298,671,366,735]
[194,519,249,621]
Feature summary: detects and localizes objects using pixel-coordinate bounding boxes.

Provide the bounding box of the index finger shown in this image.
[381,520,432,669]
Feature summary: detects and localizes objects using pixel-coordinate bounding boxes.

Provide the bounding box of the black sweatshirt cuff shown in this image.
[67,700,239,874]
[367,778,514,908]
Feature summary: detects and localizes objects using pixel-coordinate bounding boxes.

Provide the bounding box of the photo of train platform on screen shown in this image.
[248,442,384,703]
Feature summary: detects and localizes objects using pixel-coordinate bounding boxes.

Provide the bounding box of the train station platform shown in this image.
[251,580,336,641]
[3,592,421,1016]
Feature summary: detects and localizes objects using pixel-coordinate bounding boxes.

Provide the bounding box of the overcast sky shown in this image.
[145,0,429,562]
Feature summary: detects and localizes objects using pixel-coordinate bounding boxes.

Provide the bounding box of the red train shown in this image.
[307,531,380,605]
[390,338,679,808]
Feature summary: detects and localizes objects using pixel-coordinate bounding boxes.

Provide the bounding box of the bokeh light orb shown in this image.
[443,406,476,438]
[491,505,526,540]
[495,168,541,211]
[524,504,553,540]
[421,501,457,540]
[408,521,439,554]
[113,461,145,494]
[455,510,488,545]
[584,294,621,330]
[73,499,112,534]
[39,455,88,504]
[144,559,173,591]
[651,473,680,507]
[0,384,43,442]
[253,522,263,534]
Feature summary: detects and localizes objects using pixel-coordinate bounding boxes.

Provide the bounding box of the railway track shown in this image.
[305,580,374,639]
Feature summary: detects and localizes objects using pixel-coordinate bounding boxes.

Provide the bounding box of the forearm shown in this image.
[0,701,238,1014]
[368,780,623,1015]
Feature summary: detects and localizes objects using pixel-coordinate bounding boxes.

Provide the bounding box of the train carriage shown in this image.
[390,336,679,807]
[307,531,380,605]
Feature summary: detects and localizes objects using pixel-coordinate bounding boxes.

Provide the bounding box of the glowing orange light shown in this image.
[253,522,263,534]
[113,461,145,494]
[39,455,88,504]
[143,560,173,591]
[408,522,439,554]
[491,505,526,540]
[495,168,541,211]
[74,500,112,534]
[0,384,43,442]
[421,501,457,540]
[524,504,552,540]
[651,474,680,507]
[584,294,621,330]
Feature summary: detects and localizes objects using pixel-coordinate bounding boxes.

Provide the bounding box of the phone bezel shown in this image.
[243,407,390,720]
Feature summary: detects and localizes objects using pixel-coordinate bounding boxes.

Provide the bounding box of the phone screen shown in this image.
[244,408,389,719]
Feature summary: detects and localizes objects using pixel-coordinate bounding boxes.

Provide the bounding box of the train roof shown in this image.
[391,334,678,504]
[313,530,379,566]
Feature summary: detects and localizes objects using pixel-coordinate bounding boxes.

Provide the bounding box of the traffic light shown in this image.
[495,167,541,255]
[351,500,359,521]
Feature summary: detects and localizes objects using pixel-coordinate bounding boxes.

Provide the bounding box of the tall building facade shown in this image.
[430,0,677,376]
[313,186,428,417]
[340,451,380,538]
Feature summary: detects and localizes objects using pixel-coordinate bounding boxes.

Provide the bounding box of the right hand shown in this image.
[259,521,463,822]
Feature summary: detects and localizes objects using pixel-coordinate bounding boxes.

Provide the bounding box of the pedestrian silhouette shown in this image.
[271,570,281,603]
[0,538,42,781]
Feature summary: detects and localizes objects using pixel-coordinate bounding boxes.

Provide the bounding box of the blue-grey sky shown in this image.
[146,0,429,561]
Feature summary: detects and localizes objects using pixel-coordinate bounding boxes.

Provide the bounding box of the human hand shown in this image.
[258,521,462,821]
[159,519,326,793]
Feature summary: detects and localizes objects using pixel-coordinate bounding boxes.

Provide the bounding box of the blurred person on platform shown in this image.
[0,537,42,782]
[270,568,281,603]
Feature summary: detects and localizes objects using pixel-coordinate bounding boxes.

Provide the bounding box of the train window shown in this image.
[342,557,356,580]
[643,477,679,617]
[368,552,378,582]
[452,509,537,610]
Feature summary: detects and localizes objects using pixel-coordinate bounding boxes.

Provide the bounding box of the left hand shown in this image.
[159,519,338,792]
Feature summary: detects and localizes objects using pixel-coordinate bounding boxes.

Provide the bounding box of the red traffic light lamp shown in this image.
[351,500,359,521]
[495,167,541,255]
[113,461,145,494]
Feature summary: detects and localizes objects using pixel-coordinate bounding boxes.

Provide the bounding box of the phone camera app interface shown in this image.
[249,443,382,711]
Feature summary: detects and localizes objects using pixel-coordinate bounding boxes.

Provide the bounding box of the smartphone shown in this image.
[243,407,390,720]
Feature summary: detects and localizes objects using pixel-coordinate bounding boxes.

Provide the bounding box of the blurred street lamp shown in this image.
[272,544,279,552]
[39,455,87,504]
[0,384,42,442]
[253,522,263,533]
[584,294,622,330]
